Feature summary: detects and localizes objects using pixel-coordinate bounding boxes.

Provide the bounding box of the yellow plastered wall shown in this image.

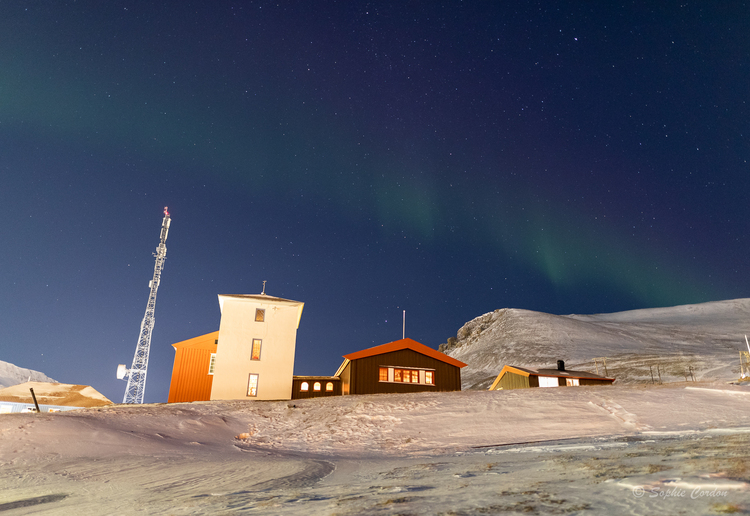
[210,295,303,401]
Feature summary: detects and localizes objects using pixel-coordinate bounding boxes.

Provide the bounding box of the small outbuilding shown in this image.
[489,360,615,390]
[291,376,341,399]
[0,382,113,413]
[167,331,219,403]
[335,338,467,395]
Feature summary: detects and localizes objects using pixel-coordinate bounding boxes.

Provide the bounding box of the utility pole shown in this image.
[117,207,171,404]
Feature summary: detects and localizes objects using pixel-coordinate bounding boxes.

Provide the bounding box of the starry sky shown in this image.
[1,2,748,403]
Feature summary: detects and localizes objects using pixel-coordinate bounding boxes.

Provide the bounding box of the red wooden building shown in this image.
[333,338,466,395]
[167,331,218,403]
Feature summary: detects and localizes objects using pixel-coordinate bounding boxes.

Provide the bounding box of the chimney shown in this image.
[557,360,565,372]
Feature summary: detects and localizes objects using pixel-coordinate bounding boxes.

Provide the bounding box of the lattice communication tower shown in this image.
[117,207,171,404]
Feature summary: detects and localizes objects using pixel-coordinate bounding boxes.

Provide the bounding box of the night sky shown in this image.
[1,2,748,403]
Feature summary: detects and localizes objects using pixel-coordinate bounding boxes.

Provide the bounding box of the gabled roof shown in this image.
[171,331,219,351]
[489,364,615,390]
[342,338,467,368]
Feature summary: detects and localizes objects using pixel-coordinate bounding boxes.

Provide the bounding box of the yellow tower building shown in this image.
[209,293,304,401]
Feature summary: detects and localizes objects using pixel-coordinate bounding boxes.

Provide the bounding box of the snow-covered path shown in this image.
[2,383,750,514]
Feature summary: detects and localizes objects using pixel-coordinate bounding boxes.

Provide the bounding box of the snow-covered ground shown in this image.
[441,298,750,389]
[2,383,750,514]
[0,360,56,389]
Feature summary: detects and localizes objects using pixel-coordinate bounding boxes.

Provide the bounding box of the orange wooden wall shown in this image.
[167,331,219,403]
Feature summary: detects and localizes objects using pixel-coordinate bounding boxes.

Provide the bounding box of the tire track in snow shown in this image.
[589,397,652,431]
[0,494,69,512]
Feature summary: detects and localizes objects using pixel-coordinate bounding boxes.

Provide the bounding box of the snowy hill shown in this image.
[440,298,750,389]
[0,360,56,389]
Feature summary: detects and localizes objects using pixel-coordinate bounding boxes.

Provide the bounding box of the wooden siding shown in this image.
[495,372,612,390]
[167,346,214,402]
[495,371,531,390]
[579,378,615,386]
[340,362,351,395]
[291,378,341,399]
[348,348,461,395]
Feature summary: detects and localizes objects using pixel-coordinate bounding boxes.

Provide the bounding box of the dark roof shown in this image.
[293,376,340,381]
[497,365,615,380]
[534,368,612,379]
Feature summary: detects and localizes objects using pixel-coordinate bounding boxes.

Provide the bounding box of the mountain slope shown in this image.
[440,298,750,389]
[0,360,56,389]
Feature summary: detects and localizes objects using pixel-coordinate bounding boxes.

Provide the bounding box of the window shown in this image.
[300,382,309,391]
[384,368,436,385]
[566,378,580,386]
[255,309,265,322]
[208,353,216,375]
[326,382,334,392]
[251,339,262,360]
[538,376,559,388]
[247,374,259,397]
[313,382,321,391]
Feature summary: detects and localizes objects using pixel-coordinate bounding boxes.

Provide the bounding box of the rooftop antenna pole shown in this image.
[261,280,267,295]
[118,207,171,404]
[402,310,406,339]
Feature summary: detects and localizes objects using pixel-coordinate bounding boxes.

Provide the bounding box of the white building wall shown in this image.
[210,294,303,401]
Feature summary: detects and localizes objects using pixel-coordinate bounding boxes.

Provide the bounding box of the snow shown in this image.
[441,298,750,389]
[0,382,113,409]
[2,383,750,514]
[0,360,56,389]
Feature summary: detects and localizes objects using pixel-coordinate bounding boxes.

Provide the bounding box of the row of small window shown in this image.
[208,339,262,375]
[299,381,335,392]
[378,367,434,385]
[538,376,579,387]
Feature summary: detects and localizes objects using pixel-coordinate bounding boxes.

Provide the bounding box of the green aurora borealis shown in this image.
[1,2,747,401]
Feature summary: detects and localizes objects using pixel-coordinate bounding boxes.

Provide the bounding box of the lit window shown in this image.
[251,339,262,360]
[566,378,580,386]
[300,382,309,391]
[326,382,334,391]
[255,309,265,322]
[379,367,388,381]
[389,368,436,385]
[538,376,559,388]
[208,353,216,375]
[247,374,259,397]
[313,382,321,391]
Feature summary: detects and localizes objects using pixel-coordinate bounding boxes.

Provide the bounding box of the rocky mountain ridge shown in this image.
[440,299,750,389]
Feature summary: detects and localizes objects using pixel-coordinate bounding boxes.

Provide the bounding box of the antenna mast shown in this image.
[119,207,171,404]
